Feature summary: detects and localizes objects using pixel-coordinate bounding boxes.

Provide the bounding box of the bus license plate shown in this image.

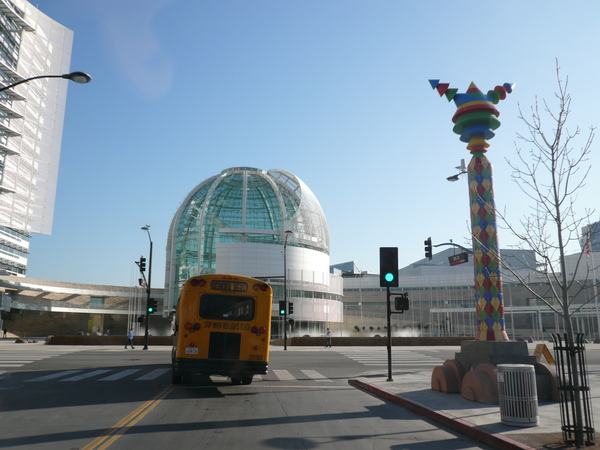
[185,347,198,354]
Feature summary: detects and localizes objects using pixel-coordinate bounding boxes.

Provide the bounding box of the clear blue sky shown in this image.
[26,0,600,287]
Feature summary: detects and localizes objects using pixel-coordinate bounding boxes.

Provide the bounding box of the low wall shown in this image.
[270,336,474,346]
[46,335,173,346]
[43,335,474,346]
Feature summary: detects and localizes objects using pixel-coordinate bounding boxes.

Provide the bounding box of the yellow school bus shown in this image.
[172,274,272,385]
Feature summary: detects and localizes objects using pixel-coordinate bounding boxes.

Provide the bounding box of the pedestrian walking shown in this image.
[125,328,134,349]
[2,328,6,338]
[325,328,332,348]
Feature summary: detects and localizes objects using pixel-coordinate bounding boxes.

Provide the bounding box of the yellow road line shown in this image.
[82,385,174,450]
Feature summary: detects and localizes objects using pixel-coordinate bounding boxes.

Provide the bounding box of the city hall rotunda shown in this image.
[164,167,343,338]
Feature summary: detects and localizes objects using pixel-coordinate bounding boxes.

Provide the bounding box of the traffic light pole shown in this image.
[283,266,288,351]
[283,230,292,350]
[433,241,473,254]
[385,289,409,382]
[142,230,153,351]
[380,247,399,382]
[386,287,393,381]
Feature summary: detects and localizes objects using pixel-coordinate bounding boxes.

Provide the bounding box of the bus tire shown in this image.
[241,375,253,385]
[231,376,242,385]
[172,368,183,385]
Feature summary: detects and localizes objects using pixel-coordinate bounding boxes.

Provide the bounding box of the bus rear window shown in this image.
[199,294,255,321]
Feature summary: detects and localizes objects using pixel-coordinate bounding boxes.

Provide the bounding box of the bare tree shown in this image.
[504,61,598,336]
[500,60,598,446]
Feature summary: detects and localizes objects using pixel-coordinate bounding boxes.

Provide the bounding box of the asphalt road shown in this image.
[0,343,493,449]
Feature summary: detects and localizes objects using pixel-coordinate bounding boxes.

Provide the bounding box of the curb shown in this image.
[0,370,8,381]
[348,378,536,450]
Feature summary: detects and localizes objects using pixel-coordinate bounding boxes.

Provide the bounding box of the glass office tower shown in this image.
[0,1,73,275]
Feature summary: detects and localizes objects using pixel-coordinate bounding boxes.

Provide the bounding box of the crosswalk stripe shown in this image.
[26,370,83,382]
[98,369,141,381]
[0,348,83,369]
[301,369,332,382]
[336,349,443,367]
[136,368,170,380]
[60,369,112,381]
[363,362,440,366]
[0,360,35,363]
[273,369,295,381]
[20,367,340,383]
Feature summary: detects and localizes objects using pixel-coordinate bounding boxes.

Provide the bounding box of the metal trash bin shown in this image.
[497,364,538,427]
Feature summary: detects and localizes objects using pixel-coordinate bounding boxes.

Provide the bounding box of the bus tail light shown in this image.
[190,278,206,287]
[253,283,269,292]
[254,345,259,350]
[184,322,200,332]
[259,326,267,334]
[190,342,196,347]
[251,326,259,334]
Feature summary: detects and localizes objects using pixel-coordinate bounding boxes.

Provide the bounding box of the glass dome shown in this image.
[166,167,329,285]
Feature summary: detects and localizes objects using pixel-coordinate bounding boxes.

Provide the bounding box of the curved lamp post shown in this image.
[0,71,92,92]
[141,225,153,350]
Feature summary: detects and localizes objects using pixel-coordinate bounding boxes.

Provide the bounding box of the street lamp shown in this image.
[141,225,153,350]
[0,71,92,92]
[446,159,467,182]
[283,230,293,351]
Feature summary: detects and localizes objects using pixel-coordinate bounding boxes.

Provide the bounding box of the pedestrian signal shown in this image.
[395,293,409,312]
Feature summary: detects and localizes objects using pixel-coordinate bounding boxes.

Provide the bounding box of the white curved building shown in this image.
[164,167,343,337]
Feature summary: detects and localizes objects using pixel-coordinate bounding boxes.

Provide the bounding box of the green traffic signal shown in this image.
[379,247,399,287]
[147,299,157,314]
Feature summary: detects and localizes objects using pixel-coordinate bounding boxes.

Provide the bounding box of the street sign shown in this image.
[449,252,469,266]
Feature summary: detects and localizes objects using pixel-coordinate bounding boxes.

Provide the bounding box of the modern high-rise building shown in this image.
[0,1,75,275]
[582,221,600,253]
[165,167,344,338]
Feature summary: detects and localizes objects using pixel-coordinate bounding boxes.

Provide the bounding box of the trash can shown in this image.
[497,364,538,427]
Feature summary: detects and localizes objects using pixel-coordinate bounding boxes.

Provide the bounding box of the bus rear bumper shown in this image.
[173,357,268,377]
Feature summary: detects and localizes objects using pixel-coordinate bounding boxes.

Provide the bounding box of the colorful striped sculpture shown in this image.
[429,80,514,342]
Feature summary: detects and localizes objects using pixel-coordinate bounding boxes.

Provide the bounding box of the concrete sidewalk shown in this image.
[349,357,600,450]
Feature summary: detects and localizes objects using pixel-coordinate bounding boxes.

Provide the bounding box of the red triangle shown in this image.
[436,83,450,96]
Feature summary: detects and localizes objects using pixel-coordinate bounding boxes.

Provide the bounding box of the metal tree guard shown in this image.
[552,333,595,445]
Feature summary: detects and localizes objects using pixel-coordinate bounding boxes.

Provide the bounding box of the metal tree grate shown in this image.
[552,333,595,445]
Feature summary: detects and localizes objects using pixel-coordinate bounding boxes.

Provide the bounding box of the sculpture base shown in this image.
[455,340,536,371]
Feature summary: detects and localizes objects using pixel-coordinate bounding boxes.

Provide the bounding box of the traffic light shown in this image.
[288,319,295,325]
[288,302,294,315]
[379,247,399,287]
[147,298,158,314]
[279,300,286,315]
[395,292,409,311]
[137,316,144,323]
[139,256,146,272]
[424,237,432,260]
